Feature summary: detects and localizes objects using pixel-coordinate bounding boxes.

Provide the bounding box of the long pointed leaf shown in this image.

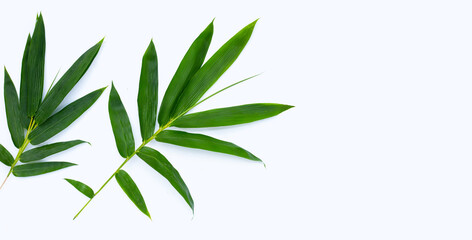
[137,40,158,140]
[172,103,293,128]
[109,84,135,158]
[20,34,32,127]
[20,140,88,163]
[137,147,194,212]
[65,178,94,198]
[25,13,46,117]
[156,130,261,162]
[35,39,104,124]
[29,87,106,145]
[13,161,76,177]
[172,20,257,118]
[115,170,150,218]
[158,21,213,125]
[0,144,14,167]
[4,68,25,148]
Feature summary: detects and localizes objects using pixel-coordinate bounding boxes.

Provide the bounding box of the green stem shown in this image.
[0,118,36,190]
[73,122,172,220]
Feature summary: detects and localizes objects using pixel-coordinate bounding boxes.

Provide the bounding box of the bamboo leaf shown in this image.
[158,21,213,125]
[13,161,76,177]
[109,84,135,158]
[20,140,88,163]
[137,147,194,212]
[34,39,104,124]
[171,20,257,119]
[0,144,14,167]
[20,34,32,127]
[172,103,293,128]
[115,170,150,219]
[29,87,106,145]
[156,130,261,162]
[65,178,94,198]
[137,40,158,140]
[25,13,46,117]
[4,68,25,148]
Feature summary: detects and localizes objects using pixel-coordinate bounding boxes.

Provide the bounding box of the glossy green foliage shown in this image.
[137,147,193,211]
[21,140,87,163]
[65,178,94,198]
[0,144,14,167]
[4,68,25,148]
[109,84,135,158]
[172,103,293,128]
[157,130,261,162]
[13,162,76,177]
[29,88,106,145]
[158,21,213,125]
[137,40,159,140]
[115,170,150,218]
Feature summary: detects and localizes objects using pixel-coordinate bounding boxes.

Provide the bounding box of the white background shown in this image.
[0,0,472,239]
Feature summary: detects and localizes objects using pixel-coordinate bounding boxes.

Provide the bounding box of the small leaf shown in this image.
[65,178,94,198]
[158,21,213,126]
[21,140,88,163]
[35,39,104,124]
[156,130,261,162]
[137,147,194,212]
[4,68,25,148]
[109,84,135,158]
[137,40,158,140]
[0,144,14,167]
[172,20,257,118]
[29,87,106,145]
[115,170,150,219]
[20,34,32,127]
[13,161,76,177]
[172,103,293,128]
[25,13,46,117]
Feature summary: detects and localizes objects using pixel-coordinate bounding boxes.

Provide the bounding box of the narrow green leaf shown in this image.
[115,170,150,219]
[109,84,135,158]
[21,140,88,163]
[25,13,46,117]
[4,68,25,148]
[29,87,106,145]
[156,130,261,162]
[65,178,94,198]
[0,144,14,167]
[35,39,104,124]
[158,21,213,125]
[13,161,76,177]
[137,147,194,212]
[172,20,257,118]
[172,103,293,128]
[20,34,32,127]
[137,40,158,140]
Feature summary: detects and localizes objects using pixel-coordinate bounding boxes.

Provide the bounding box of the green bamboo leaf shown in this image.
[29,87,106,145]
[25,13,46,117]
[20,140,88,163]
[20,34,32,127]
[137,147,194,212]
[109,84,135,158]
[12,161,76,177]
[0,144,14,167]
[115,170,150,219]
[158,21,213,126]
[172,103,293,128]
[137,40,158,140]
[171,20,257,119]
[4,68,25,148]
[156,130,261,162]
[34,39,104,124]
[65,178,94,198]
